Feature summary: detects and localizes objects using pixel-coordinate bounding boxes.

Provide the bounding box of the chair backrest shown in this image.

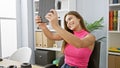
[88,41,101,68]
[9,47,32,63]
[58,55,64,68]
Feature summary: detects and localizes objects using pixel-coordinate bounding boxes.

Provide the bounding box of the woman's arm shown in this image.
[35,16,62,40]
[53,26,96,48]
[41,26,63,40]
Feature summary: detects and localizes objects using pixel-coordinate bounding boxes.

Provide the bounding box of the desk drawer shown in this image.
[35,49,56,66]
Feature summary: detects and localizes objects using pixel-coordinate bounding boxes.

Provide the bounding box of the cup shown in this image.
[7,65,17,68]
[0,58,3,61]
[21,63,32,68]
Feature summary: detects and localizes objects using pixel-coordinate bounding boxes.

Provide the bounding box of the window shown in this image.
[0,0,17,58]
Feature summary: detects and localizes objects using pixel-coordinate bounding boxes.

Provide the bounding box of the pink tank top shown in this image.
[64,29,92,68]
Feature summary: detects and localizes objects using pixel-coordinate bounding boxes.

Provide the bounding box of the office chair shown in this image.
[87,41,101,68]
[9,47,32,63]
[45,41,101,68]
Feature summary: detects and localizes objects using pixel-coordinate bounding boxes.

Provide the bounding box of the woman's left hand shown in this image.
[45,9,59,28]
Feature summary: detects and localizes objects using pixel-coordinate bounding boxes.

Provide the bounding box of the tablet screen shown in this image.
[38,0,55,23]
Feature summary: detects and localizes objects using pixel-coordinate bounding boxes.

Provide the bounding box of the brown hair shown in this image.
[61,11,89,53]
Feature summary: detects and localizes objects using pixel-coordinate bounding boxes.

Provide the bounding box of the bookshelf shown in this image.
[55,0,76,28]
[108,0,120,49]
[109,0,120,32]
[34,0,76,29]
[108,0,120,68]
[33,0,76,51]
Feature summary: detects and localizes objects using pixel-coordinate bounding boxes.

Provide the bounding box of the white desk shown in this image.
[0,59,44,68]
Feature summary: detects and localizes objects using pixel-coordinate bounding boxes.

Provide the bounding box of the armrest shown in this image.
[3,56,10,59]
[44,64,58,68]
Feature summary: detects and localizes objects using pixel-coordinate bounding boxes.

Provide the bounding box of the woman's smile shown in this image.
[68,21,75,30]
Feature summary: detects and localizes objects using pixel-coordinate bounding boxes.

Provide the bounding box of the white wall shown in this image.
[76,0,109,68]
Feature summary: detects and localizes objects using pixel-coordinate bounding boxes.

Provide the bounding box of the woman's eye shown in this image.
[68,17,72,21]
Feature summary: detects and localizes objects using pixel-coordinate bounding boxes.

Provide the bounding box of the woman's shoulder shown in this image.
[86,33,96,40]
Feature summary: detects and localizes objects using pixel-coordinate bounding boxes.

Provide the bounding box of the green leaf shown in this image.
[85,17,104,32]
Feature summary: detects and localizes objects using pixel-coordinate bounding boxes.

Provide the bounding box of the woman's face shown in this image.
[65,15,81,31]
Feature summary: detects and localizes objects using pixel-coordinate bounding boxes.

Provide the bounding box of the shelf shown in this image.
[35,29,56,32]
[34,0,76,52]
[108,52,120,55]
[109,3,120,6]
[109,31,120,33]
[35,12,38,14]
[36,47,61,51]
[34,0,39,1]
[56,9,69,12]
[35,25,56,32]
[108,0,120,53]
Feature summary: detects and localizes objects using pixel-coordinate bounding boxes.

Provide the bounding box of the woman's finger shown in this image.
[49,9,57,15]
[35,16,43,23]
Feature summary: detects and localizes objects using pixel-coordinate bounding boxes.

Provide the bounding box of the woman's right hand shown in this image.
[35,16,47,29]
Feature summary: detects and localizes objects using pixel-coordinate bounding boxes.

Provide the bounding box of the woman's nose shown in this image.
[68,21,73,25]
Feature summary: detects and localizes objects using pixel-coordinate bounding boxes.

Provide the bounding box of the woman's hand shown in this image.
[35,16,47,29]
[45,9,59,28]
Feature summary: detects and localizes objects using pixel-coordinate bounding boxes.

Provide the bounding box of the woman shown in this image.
[35,9,96,68]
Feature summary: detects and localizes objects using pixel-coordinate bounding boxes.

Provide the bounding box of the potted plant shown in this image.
[85,17,106,41]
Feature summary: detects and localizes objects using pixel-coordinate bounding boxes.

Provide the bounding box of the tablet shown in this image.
[38,0,55,23]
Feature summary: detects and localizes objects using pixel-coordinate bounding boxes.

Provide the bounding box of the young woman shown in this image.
[35,9,96,68]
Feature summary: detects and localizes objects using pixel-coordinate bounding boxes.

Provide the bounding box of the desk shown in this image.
[0,59,44,68]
